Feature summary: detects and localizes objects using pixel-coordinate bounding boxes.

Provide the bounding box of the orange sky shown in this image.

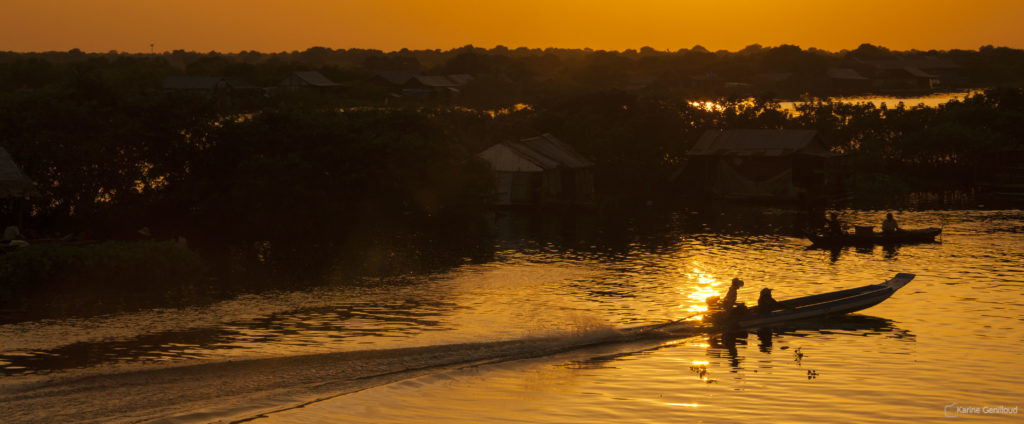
[3,0,1023,53]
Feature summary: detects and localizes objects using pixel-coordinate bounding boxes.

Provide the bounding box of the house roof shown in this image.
[374,71,418,85]
[446,74,474,85]
[162,76,226,90]
[478,133,594,172]
[902,67,938,78]
[414,75,459,88]
[0,147,38,198]
[827,68,868,80]
[687,129,835,157]
[286,71,340,87]
[517,134,595,168]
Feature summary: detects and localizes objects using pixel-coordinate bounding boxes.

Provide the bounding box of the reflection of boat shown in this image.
[712,273,915,329]
[807,228,941,247]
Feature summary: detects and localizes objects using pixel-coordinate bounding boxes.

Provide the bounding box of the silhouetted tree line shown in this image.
[1,46,1022,288]
[4,43,1024,103]
[0,57,494,284]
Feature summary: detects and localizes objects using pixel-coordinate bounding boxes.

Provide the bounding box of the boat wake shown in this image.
[0,320,703,424]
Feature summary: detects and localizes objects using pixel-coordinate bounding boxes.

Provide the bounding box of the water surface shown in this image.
[1,208,1021,422]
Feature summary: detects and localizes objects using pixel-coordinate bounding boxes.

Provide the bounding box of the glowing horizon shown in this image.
[2,0,1023,54]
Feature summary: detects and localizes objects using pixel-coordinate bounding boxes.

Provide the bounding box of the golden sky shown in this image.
[3,0,1023,53]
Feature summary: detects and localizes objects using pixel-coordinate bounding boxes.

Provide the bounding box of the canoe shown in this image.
[807,228,941,247]
[711,273,915,329]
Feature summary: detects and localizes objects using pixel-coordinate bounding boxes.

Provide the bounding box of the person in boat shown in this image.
[719,278,749,316]
[881,213,900,235]
[825,212,844,235]
[720,278,743,309]
[756,288,787,313]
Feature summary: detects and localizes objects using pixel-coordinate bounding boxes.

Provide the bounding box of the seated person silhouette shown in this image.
[755,288,786,313]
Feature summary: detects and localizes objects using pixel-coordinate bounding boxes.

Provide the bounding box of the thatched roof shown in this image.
[0,147,38,198]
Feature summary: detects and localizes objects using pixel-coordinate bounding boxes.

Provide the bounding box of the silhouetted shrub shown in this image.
[0,241,205,317]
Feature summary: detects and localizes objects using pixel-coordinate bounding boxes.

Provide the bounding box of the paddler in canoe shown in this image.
[825,212,844,235]
[881,212,900,235]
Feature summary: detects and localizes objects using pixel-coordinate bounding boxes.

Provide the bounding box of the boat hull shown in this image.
[713,273,915,330]
[808,228,941,247]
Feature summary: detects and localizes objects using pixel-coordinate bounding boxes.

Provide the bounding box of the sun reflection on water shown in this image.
[681,268,724,319]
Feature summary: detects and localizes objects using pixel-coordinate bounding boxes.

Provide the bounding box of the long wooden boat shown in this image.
[807,228,941,247]
[711,273,915,329]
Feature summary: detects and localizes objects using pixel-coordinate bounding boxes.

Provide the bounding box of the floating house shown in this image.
[0,147,37,200]
[0,147,38,225]
[753,72,793,92]
[478,134,595,206]
[826,68,872,92]
[849,57,955,89]
[681,129,842,201]
[279,71,342,91]
[369,72,474,97]
[370,71,419,87]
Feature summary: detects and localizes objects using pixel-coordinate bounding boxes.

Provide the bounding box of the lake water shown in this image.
[1,207,1022,422]
[689,91,981,115]
[778,90,982,111]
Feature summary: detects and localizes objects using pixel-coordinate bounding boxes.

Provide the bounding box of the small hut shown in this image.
[0,147,36,199]
[279,71,342,91]
[0,147,38,227]
[681,129,842,201]
[478,134,595,206]
[826,68,871,92]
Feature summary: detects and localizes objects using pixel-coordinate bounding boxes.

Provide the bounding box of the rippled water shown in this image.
[2,208,1022,422]
[777,90,981,112]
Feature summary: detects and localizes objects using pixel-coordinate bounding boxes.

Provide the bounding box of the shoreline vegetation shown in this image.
[1,44,1022,320]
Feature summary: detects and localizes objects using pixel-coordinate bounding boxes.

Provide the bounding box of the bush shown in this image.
[0,240,206,317]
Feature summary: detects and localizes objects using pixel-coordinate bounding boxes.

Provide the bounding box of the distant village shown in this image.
[1,44,1022,231]
[148,50,985,207]
[160,54,965,100]
[1,45,1023,304]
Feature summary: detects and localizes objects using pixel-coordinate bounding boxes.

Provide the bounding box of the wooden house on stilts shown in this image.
[679,129,843,202]
[478,134,595,207]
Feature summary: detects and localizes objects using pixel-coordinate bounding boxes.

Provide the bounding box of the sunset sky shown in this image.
[3,0,1023,53]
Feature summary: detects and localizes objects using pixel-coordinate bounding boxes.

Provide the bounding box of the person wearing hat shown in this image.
[721,278,744,310]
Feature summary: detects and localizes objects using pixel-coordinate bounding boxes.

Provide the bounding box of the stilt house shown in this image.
[681,129,842,201]
[478,134,595,206]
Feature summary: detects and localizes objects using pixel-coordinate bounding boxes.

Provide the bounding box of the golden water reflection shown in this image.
[2,209,1022,423]
[682,269,723,317]
[688,91,979,116]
